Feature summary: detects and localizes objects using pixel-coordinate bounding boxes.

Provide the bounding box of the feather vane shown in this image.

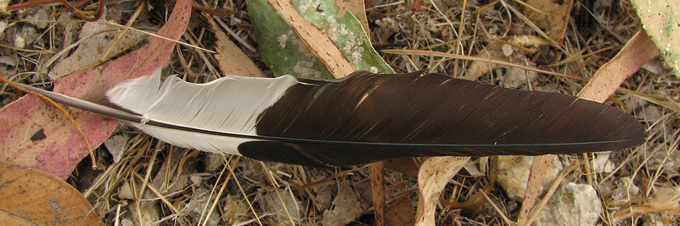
[103,70,646,167]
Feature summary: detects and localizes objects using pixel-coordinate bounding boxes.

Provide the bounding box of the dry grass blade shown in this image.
[478,188,514,226]
[258,162,298,226]
[7,0,104,21]
[199,156,241,226]
[0,42,54,53]
[104,21,215,54]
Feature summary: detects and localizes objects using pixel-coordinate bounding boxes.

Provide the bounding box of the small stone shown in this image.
[610,176,640,201]
[591,153,615,173]
[203,152,225,172]
[117,181,134,200]
[496,155,562,201]
[502,44,514,56]
[533,182,602,226]
[187,188,220,226]
[27,8,49,29]
[104,135,128,163]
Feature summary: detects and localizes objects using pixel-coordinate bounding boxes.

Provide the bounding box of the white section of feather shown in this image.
[106,70,301,154]
[106,68,164,114]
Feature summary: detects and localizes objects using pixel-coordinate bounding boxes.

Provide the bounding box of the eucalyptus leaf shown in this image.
[631,0,679,77]
[248,0,393,79]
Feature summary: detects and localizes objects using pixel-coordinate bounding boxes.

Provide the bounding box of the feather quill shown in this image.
[20,69,646,167]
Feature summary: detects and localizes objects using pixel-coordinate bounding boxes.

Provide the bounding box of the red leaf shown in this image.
[0,0,191,179]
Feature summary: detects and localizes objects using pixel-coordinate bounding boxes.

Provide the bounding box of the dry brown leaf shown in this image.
[321,180,367,226]
[47,22,148,80]
[266,0,355,78]
[258,188,303,220]
[208,18,265,77]
[386,196,416,226]
[464,41,538,88]
[415,156,469,226]
[523,0,573,45]
[0,162,104,225]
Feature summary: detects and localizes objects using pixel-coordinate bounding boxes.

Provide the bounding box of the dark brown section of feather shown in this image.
[239,71,645,167]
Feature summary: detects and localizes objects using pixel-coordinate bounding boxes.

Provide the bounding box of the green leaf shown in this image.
[631,0,680,77]
[248,0,394,79]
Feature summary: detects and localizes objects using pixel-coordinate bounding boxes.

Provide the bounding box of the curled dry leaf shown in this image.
[386,196,416,226]
[0,0,191,179]
[0,162,104,225]
[415,156,469,226]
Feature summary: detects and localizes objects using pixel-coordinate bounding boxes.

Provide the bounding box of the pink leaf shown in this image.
[0,0,191,179]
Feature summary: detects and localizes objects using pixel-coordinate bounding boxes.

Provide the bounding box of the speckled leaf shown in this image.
[248,0,393,79]
[631,0,680,76]
[0,162,104,226]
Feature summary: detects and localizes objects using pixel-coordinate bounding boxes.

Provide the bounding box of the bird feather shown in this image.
[19,69,646,167]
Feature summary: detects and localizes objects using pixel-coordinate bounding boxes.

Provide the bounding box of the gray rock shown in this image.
[188,188,221,226]
[534,182,602,226]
